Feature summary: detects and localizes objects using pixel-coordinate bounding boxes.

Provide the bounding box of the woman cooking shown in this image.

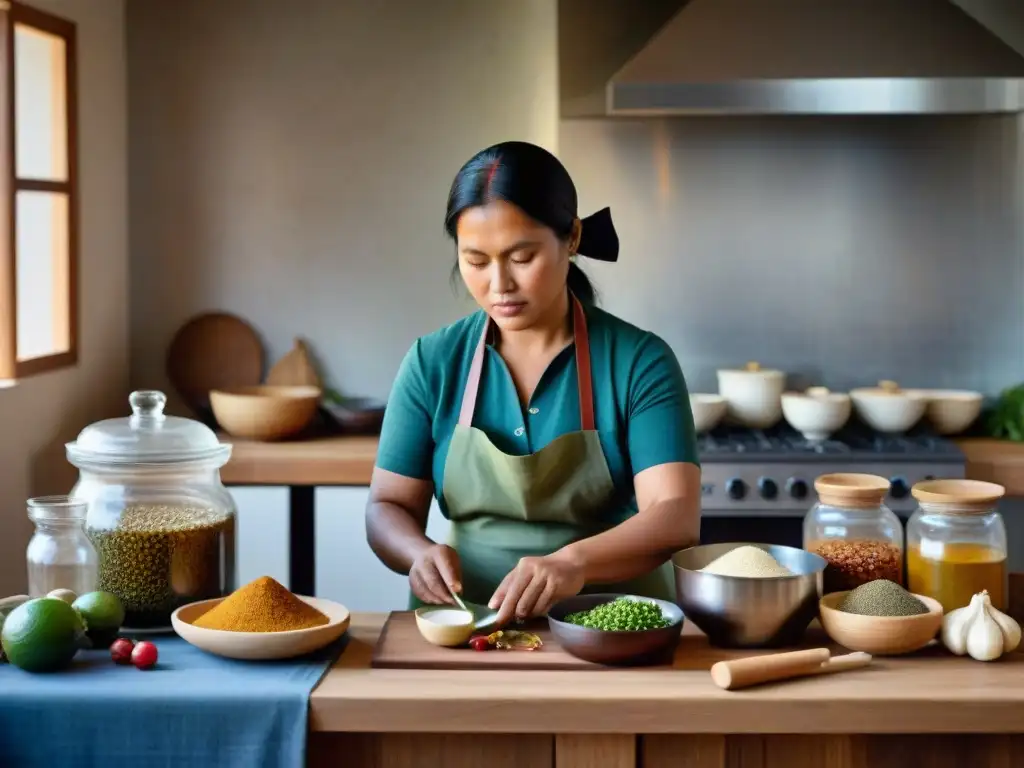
[366,141,701,626]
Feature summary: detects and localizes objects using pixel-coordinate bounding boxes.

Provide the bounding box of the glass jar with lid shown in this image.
[907,479,1007,614]
[803,473,903,593]
[26,495,99,597]
[65,390,236,631]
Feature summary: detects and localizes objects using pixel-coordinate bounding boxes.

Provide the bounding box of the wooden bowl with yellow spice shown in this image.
[171,576,350,660]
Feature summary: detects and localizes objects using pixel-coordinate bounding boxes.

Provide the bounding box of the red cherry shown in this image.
[110,637,135,665]
[469,635,490,652]
[131,640,158,670]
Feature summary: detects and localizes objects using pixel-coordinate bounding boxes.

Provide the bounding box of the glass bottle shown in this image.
[907,479,1007,614]
[803,473,903,593]
[26,495,99,597]
[65,390,237,631]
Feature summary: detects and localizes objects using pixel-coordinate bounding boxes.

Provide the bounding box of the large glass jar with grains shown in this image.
[803,473,903,594]
[65,390,236,631]
[907,479,1007,614]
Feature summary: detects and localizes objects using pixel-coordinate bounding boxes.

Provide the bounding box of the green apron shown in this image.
[409,296,676,610]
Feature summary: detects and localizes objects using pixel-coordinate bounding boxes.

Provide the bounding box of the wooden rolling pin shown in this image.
[710,648,872,691]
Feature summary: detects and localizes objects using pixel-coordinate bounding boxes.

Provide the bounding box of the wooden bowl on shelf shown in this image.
[819,591,943,656]
[210,385,321,441]
[171,595,350,660]
[904,389,984,435]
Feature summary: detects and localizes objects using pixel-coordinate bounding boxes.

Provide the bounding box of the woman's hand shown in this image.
[488,552,585,626]
[409,543,463,605]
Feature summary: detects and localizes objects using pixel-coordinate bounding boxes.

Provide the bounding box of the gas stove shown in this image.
[698,423,966,518]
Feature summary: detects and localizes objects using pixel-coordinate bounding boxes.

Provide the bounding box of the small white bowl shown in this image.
[690,394,727,433]
[850,381,927,434]
[904,389,983,435]
[414,607,477,647]
[781,386,851,441]
[171,595,350,660]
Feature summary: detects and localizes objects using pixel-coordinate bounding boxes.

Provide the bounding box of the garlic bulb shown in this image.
[941,590,1021,662]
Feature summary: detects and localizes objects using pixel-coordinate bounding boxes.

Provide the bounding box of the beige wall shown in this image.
[127,0,559,408]
[0,0,128,594]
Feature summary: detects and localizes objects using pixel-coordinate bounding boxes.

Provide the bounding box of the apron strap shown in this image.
[572,298,595,431]
[457,295,596,430]
[458,323,489,428]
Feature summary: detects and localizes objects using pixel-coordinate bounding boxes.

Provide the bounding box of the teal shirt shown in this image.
[376,304,700,523]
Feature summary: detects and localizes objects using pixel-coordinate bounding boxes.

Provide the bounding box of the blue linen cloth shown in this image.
[0,634,346,768]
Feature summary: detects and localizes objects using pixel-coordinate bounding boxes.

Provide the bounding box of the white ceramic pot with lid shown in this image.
[65,390,237,632]
[689,394,727,433]
[781,386,851,441]
[716,361,785,429]
[849,380,927,434]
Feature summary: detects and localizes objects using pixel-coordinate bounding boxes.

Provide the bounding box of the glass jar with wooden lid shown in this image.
[803,473,903,593]
[907,479,1007,614]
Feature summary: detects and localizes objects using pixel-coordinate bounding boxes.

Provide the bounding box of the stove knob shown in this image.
[758,477,778,500]
[786,478,809,500]
[726,478,747,500]
[890,476,910,499]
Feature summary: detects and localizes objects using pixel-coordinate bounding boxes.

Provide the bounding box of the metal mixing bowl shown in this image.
[547,593,684,665]
[672,543,826,648]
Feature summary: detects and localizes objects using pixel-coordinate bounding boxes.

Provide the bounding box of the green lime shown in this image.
[0,596,30,661]
[72,591,125,647]
[1,598,86,672]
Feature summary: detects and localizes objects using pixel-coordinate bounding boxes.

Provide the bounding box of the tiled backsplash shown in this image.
[560,115,1024,397]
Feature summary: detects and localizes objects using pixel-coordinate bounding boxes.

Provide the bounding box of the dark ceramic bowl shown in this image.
[546,593,684,666]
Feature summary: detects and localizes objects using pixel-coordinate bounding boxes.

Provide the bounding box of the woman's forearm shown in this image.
[365,500,436,575]
[553,498,699,585]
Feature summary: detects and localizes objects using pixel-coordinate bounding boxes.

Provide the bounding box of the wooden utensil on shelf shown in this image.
[710,647,872,691]
[166,312,264,413]
[266,338,321,388]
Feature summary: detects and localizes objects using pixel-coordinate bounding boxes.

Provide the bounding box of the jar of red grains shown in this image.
[803,473,904,594]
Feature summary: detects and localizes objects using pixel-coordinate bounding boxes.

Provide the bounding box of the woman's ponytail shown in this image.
[566,261,597,305]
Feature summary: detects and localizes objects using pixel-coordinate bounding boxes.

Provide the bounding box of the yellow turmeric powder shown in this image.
[193,575,330,632]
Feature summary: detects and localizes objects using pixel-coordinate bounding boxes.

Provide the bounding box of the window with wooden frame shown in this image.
[0,1,77,381]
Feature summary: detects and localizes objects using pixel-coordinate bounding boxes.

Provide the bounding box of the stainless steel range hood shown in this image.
[606,0,1024,115]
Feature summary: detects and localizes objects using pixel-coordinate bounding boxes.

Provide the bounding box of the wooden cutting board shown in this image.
[370,611,874,672]
[371,611,621,670]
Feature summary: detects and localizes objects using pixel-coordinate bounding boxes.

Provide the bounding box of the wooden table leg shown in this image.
[308,733,553,767]
[290,485,316,596]
[555,734,635,768]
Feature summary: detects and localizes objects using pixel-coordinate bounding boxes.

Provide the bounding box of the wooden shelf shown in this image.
[219,434,378,486]
[220,434,1024,497]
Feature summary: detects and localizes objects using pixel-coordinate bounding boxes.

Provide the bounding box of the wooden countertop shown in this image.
[310,613,1024,735]
[955,438,1024,495]
[219,434,1024,495]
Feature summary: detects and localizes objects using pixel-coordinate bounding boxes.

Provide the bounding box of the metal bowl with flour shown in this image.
[672,543,825,648]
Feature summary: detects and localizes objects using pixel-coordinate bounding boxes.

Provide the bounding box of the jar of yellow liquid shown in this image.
[906,479,1007,614]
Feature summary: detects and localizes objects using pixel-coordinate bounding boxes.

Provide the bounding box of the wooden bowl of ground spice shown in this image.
[171,575,350,660]
[819,580,943,656]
